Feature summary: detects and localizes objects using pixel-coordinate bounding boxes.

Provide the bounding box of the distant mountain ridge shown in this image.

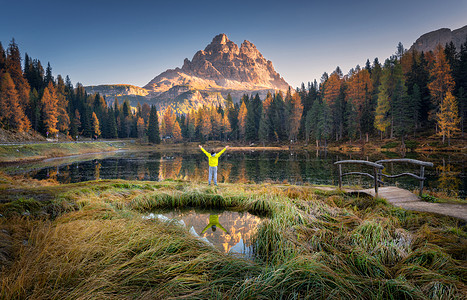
[409,25,467,53]
[85,34,290,113]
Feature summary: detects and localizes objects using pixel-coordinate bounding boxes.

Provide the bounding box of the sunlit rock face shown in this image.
[409,25,467,53]
[144,33,290,95]
[85,34,291,114]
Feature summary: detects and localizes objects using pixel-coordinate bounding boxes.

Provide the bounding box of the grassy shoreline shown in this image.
[0,176,465,299]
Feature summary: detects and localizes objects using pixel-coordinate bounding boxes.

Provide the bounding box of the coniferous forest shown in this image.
[0,39,466,146]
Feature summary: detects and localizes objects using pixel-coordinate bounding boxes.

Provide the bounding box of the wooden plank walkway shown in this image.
[315,186,467,222]
[356,187,467,221]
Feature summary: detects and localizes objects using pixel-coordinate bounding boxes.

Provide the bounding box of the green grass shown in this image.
[0,178,466,299]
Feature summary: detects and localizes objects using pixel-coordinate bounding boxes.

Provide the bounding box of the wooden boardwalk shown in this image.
[355,186,467,222]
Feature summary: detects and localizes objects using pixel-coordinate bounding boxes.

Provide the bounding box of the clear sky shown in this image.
[1,0,466,89]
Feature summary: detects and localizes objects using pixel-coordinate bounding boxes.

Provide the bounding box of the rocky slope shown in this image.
[409,25,467,53]
[85,34,290,113]
[144,33,290,95]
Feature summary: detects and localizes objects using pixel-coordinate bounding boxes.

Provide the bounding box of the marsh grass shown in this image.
[0,179,466,299]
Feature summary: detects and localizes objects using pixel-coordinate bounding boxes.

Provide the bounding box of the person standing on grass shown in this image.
[199,145,229,186]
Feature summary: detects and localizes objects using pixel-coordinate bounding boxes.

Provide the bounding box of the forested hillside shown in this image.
[0,39,465,146]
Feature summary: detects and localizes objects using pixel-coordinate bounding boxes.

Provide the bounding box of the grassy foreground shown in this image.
[0,176,466,299]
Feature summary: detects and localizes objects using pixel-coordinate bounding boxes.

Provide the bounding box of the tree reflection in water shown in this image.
[14,150,466,198]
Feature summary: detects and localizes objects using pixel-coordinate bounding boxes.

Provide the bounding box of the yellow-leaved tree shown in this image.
[438,92,460,145]
[41,81,59,136]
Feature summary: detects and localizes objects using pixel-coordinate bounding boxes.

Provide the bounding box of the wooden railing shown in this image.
[334,160,384,195]
[335,159,434,197]
[375,159,434,196]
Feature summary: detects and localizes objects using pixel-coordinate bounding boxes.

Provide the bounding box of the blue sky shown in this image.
[1,0,466,88]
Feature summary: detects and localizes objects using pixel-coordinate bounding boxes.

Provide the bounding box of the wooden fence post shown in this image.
[338,164,342,189]
[374,167,379,196]
[419,166,425,197]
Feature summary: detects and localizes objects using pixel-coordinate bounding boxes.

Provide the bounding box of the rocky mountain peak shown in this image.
[144,34,290,102]
[212,33,229,45]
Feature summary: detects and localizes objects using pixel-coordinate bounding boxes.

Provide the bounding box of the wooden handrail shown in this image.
[375,159,434,167]
[334,160,384,195]
[375,159,433,196]
[334,160,384,169]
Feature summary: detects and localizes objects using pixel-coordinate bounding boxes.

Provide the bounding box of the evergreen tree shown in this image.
[410,84,422,136]
[258,92,274,143]
[245,99,257,141]
[392,78,412,144]
[106,108,118,138]
[0,42,5,71]
[45,62,54,86]
[147,105,160,144]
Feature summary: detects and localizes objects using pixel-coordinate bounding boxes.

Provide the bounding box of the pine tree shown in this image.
[0,42,5,71]
[438,92,460,145]
[392,78,411,144]
[106,108,118,138]
[147,105,160,144]
[45,62,54,86]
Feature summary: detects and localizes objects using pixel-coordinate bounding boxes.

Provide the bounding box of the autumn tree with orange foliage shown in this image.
[161,106,176,137]
[346,68,373,138]
[438,92,460,145]
[0,72,30,131]
[428,45,455,121]
[173,120,182,142]
[41,81,59,135]
[238,101,247,140]
[323,69,344,140]
[285,90,303,141]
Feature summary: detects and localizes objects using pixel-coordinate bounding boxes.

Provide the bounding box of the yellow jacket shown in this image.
[200,146,227,167]
[201,215,228,234]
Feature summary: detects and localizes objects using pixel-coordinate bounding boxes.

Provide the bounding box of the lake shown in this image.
[3,150,465,198]
[143,209,262,256]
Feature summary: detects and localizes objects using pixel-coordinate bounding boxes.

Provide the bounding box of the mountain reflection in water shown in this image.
[145,210,262,255]
[5,150,466,198]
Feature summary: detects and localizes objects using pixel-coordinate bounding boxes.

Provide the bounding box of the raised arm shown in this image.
[215,146,229,158]
[199,145,210,157]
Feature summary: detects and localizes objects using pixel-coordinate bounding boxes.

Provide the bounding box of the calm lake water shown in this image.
[3,150,466,198]
[143,209,262,256]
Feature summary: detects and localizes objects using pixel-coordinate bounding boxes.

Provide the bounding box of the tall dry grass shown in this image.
[0,179,465,299]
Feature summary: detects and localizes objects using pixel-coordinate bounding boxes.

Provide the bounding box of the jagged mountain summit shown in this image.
[144,33,290,95]
[409,25,467,53]
[85,34,290,114]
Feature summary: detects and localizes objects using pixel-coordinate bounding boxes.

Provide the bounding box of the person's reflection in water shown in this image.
[201,215,229,234]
